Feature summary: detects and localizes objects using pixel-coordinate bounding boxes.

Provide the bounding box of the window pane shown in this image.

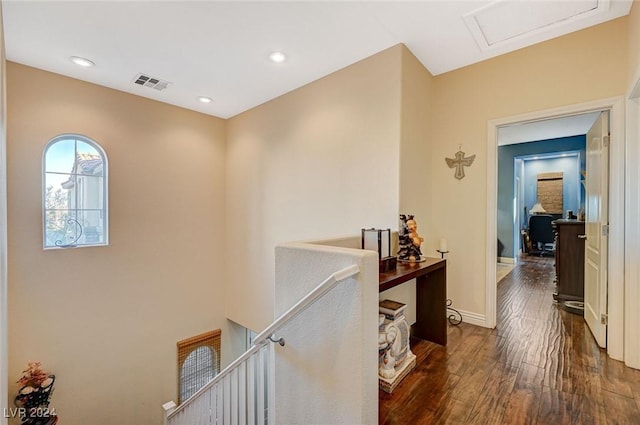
[76,141,104,176]
[44,211,67,248]
[44,173,72,210]
[44,211,81,248]
[45,139,76,173]
[76,141,99,157]
[75,176,104,210]
[77,210,105,245]
[180,346,216,402]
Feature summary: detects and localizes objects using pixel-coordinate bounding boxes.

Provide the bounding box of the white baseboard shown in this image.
[453,309,489,328]
[498,257,516,264]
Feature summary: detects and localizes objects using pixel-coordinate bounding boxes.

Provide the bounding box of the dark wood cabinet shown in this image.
[553,220,585,302]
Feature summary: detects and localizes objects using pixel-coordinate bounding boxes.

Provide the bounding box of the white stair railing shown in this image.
[163,264,360,425]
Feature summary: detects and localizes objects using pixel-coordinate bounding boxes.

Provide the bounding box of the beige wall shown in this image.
[226,45,403,331]
[399,46,433,231]
[7,63,229,425]
[0,4,8,425]
[430,18,628,316]
[629,1,640,85]
[383,46,434,325]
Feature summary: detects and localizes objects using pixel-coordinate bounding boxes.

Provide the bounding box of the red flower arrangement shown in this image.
[14,361,56,424]
[17,362,50,388]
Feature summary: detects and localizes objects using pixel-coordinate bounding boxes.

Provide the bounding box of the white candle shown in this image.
[439,238,447,252]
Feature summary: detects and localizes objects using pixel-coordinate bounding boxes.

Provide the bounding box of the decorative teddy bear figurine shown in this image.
[398,214,423,262]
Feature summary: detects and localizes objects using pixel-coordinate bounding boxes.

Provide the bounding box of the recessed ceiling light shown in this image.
[198,96,213,104]
[269,51,287,64]
[70,56,95,68]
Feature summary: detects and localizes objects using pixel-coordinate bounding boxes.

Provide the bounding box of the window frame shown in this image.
[42,134,109,249]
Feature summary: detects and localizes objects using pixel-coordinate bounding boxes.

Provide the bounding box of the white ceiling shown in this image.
[2,1,632,119]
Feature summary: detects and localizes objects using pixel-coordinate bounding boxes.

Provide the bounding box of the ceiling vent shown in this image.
[132,73,171,91]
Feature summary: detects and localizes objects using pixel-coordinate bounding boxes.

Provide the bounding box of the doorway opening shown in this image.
[506,146,586,262]
[486,97,624,360]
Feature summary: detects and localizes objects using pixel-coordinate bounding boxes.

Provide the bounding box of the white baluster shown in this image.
[247,353,256,425]
[257,348,265,425]
[216,381,223,425]
[212,385,216,425]
[267,344,275,424]
[239,360,247,425]
[231,367,238,425]
[223,375,231,425]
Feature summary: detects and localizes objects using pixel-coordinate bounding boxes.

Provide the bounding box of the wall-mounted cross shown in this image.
[445,150,475,180]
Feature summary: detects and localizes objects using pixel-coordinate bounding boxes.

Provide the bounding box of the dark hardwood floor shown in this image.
[379,255,640,424]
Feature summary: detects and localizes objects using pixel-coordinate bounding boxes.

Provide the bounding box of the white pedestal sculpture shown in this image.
[378,300,416,393]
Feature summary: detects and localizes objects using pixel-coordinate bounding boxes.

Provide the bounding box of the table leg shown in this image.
[413,266,447,345]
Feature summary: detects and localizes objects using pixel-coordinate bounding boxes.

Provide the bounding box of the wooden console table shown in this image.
[379,257,447,346]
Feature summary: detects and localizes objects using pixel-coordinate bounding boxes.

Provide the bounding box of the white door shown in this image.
[584,111,609,347]
[515,175,521,257]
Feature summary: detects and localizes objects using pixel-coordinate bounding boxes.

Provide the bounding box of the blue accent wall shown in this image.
[498,135,586,259]
[523,156,581,221]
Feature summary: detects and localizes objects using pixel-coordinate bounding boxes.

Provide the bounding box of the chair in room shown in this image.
[528,214,556,256]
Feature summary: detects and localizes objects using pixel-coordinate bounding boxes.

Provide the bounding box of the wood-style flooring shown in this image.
[379,255,640,425]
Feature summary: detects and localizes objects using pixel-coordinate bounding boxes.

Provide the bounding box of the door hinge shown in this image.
[601,313,608,325]
[603,135,610,147]
[602,224,610,236]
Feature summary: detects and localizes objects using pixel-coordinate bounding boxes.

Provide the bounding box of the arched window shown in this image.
[177,330,221,404]
[43,134,108,248]
[180,346,218,402]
